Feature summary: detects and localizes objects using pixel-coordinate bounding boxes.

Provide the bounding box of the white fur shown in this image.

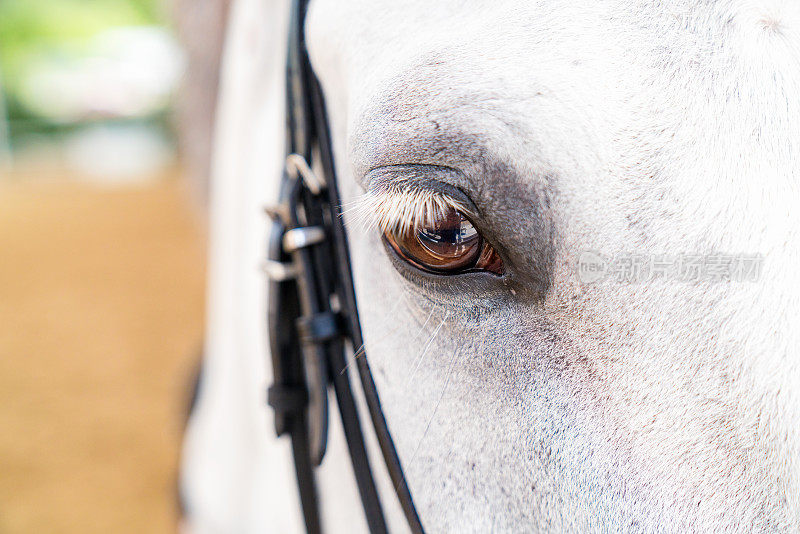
[182,0,800,531]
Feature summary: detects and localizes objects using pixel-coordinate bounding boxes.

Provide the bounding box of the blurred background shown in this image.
[0,0,228,531]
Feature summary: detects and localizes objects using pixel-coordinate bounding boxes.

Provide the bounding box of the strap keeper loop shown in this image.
[296,312,342,345]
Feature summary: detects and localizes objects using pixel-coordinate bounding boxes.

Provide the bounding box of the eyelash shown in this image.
[347,180,471,235]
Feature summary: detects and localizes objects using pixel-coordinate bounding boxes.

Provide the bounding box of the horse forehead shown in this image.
[306,0,636,195]
[307,0,800,110]
[306,0,623,89]
[308,0,800,213]
[305,0,746,83]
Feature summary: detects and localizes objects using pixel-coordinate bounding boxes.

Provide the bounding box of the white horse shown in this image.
[180,0,800,531]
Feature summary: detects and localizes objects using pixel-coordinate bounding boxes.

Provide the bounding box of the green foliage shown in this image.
[0,0,163,79]
[0,0,167,137]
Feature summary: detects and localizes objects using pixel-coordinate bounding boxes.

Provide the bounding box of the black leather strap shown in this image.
[267,0,425,532]
[267,385,308,420]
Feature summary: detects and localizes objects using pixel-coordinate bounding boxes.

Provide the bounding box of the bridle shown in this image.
[264,1,425,532]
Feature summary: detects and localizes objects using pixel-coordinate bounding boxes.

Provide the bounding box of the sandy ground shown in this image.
[0,174,206,533]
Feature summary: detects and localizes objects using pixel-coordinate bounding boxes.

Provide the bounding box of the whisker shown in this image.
[413,306,437,343]
[408,345,463,466]
[405,310,449,389]
[338,292,414,376]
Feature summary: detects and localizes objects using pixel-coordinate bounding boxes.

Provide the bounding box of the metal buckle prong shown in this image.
[261,259,298,281]
[283,226,325,252]
[286,153,325,195]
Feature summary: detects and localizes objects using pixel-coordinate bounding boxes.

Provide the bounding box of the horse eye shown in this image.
[383,208,504,275]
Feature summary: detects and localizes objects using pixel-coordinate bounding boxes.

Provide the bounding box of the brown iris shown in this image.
[384,208,504,275]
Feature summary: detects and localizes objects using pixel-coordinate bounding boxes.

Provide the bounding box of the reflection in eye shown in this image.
[384,207,504,275]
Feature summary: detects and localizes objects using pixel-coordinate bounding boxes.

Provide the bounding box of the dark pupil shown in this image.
[417,210,479,260]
